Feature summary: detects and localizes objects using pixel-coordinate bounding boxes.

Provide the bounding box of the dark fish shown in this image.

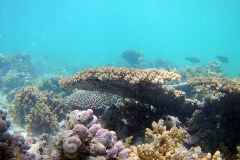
[185,57,200,63]
[216,55,228,63]
[45,54,47,59]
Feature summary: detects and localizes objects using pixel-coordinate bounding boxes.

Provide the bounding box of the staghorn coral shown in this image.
[59,67,183,108]
[188,77,240,93]
[130,119,222,160]
[27,109,131,159]
[10,86,70,135]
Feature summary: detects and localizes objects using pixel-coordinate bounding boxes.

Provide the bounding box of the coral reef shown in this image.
[28,109,131,159]
[59,67,182,107]
[184,91,240,158]
[0,70,33,93]
[10,86,70,135]
[155,57,175,70]
[67,90,123,116]
[121,49,145,67]
[0,53,38,78]
[188,77,240,93]
[129,119,222,160]
[0,110,34,160]
[177,65,226,82]
[38,74,72,98]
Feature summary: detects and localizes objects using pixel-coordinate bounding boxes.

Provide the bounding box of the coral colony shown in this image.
[1,52,240,160]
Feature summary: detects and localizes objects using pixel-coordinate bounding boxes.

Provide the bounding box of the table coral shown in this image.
[59,67,185,109]
[129,119,222,160]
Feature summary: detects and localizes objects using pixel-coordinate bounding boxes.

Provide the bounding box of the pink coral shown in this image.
[63,136,82,153]
[95,129,112,148]
[115,141,125,152]
[91,142,107,155]
[89,124,102,136]
[118,148,131,159]
[73,124,88,138]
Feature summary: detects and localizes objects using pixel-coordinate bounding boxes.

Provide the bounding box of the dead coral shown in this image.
[11,86,69,135]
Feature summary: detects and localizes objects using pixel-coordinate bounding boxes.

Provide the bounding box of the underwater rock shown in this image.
[121,49,144,67]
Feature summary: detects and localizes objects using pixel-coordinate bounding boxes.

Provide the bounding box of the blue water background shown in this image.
[0,0,240,77]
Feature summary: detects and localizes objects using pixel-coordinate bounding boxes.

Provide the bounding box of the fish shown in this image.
[185,57,200,63]
[216,55,228,63]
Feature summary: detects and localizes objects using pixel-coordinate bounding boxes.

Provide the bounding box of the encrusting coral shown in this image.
[10,86,69,135]
[188,77,240,93]
[129,119,222,160]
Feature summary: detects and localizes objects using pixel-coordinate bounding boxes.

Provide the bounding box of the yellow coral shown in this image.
[130,119,222,160]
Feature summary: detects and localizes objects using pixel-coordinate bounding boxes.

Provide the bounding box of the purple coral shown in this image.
[95,129,112,148]
[63,136,82,153]
[89,124,102,136]
[118,148,132,159]
[73,124,88,138]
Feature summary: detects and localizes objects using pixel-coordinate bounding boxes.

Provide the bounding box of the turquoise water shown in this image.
[0,0,240,77]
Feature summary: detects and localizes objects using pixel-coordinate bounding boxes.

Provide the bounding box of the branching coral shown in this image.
[177,65,226,82]
[188,77,240,93]
[10,86,70,135]
[130,119,222,160]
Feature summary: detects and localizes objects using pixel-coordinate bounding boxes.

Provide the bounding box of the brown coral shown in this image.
[130,119,222,160]
[188,77,240,93]
[10,86,70,134]
[59,67,182,108]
